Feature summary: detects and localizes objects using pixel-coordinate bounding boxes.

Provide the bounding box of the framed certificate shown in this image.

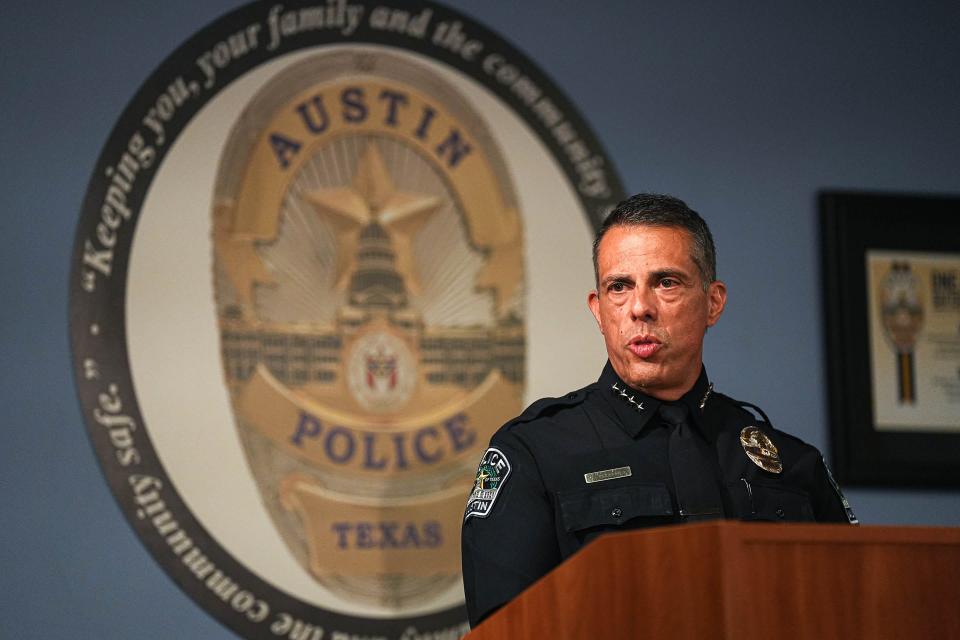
[821,191,960,486]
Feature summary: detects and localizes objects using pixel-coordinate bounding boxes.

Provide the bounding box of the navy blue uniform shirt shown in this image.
[461,362,855,627]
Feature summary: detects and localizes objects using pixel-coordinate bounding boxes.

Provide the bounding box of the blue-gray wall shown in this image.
[2,1,958,637]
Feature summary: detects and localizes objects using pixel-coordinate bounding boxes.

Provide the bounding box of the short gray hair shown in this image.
[592,193,717,290]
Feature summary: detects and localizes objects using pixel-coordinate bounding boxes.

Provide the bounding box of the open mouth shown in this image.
[628,337,661,358]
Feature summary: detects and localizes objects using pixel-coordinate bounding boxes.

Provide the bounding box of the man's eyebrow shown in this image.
[600,274,634,286]
[650,268,688,281]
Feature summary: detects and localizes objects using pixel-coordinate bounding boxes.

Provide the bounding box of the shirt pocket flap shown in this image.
[557,483,673,533]
[750,483,815,521]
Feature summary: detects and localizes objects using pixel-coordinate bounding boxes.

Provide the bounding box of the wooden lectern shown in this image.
[466,522,960,639]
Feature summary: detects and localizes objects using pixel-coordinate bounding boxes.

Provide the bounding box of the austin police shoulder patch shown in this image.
[464,447,512,521]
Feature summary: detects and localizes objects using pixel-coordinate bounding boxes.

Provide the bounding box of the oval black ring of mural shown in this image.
[69,1,624,637]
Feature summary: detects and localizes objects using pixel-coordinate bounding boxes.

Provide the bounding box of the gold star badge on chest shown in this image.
[740,426,783,474]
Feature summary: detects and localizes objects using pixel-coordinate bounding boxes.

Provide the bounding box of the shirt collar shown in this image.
[597,361,712,438]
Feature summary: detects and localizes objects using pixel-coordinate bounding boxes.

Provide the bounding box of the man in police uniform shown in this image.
[460,193,856,627]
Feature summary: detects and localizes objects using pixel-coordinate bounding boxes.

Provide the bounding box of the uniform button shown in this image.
[611,507,622,518]
[776,507,785,519]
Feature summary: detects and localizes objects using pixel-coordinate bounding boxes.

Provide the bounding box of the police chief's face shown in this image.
[588,224,726,401]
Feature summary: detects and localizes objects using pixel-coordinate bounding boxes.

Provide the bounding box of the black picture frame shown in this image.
[820,191,960,487]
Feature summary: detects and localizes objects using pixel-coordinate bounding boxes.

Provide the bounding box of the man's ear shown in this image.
[706,280,727,327]
[587,290,602,332]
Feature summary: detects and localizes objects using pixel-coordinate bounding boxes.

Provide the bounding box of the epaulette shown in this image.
[712,392,773,425]
[716,391,825,456]
[505,387,590,427]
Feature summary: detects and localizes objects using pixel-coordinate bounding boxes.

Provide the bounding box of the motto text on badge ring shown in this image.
[70,2,624,638]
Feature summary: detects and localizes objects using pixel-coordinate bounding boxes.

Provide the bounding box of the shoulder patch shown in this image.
[464,447,512,521]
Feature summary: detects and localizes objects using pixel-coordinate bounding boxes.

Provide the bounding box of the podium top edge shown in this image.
[597,521,960,547]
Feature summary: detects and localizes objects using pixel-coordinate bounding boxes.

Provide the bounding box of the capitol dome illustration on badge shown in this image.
[211,50,525,607]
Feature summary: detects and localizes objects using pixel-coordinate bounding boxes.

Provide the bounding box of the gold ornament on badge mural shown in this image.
[211,51,525,608]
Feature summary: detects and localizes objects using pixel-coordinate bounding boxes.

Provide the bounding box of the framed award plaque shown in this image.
[821,191,960,486]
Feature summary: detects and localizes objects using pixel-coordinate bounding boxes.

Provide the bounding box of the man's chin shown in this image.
[618,365,662,393]
[618,364,685,397]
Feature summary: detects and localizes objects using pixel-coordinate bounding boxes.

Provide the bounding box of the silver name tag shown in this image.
[584,466,632,484]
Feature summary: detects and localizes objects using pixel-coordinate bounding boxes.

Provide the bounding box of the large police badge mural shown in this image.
[216,50,524,604]
[70,2,623,638]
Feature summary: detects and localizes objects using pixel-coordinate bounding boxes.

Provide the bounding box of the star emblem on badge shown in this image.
[306,143,442,294]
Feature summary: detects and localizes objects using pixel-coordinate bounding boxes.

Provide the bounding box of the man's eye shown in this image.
[659,278,679,288]
[609,281,627,292]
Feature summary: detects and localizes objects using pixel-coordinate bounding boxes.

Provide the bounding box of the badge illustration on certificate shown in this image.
[867,251,960,432]
[878,261,924,403]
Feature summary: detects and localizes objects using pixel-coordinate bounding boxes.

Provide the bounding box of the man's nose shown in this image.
[630,286,657,321]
